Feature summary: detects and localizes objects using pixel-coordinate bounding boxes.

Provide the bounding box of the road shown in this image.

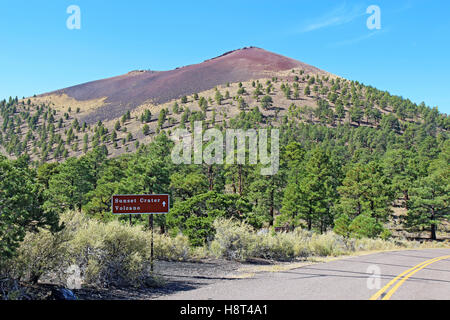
[157,248,450,300]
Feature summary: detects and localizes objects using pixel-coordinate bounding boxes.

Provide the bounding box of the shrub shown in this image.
[153,233,192,261]
[380,229,392,241]
[7,210,83,284]
[209,219,422,262]
[7,214,446,292]
[210,218,255,261]
[255,233,296,261]
[350,238,398,252]
[11,228,70,284]
[68,218,152,287]
[308,232,346,257]
[9,211,196,288]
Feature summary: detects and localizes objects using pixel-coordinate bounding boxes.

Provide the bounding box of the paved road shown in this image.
[157,248,450,300]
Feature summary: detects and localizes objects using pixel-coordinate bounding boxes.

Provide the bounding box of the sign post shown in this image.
[112,194,170,273]
[149,214,154,272]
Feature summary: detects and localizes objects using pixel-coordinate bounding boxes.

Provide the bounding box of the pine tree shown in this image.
[260,95,273,110]
[43,157,95,213]
[279,147,337,232]
[304,85,311,96]
[143,124,150,135]
[141,109,152,123]
[158,109,167,129]
[336,161,393,224]
[405,147,449,240]
[0,156,60,260]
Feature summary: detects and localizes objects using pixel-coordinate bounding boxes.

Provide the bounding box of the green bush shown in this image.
[184,215,215,247]
[333,214,351,238]
[348,213,383,239]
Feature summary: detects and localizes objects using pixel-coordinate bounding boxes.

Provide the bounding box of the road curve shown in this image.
[157,248,450,300]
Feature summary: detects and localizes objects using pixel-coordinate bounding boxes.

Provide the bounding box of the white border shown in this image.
[111,194,170,215]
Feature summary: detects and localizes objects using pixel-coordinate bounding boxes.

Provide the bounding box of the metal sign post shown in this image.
[112,194,170,274]
[149,214,154,273]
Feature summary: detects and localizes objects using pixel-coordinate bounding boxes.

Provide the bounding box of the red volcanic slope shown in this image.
[45,47,324,123]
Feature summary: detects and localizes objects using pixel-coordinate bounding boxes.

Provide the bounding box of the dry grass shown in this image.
[26,94,107,114]
[237,262,313,274]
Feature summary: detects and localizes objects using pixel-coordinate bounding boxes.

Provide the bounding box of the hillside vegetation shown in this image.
[1,70,448,162]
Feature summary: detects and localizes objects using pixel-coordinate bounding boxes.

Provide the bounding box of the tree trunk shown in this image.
[30,273,41,285]
[431,207,437,240]
[308,203,312,231]
[238,165,243,196]
[208,165,213,191]
[269,193,274,227]
[320,218,324,234]
[269,177,275,226]
[431,223,437,241]
[403,190,409,210]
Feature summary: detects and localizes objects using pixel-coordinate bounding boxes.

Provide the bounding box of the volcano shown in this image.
[41,47,325,123]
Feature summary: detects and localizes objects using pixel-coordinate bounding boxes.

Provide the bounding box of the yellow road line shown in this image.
[381,255,450,300]
[369,255,449,300]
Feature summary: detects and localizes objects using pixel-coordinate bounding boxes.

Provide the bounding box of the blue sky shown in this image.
[0,0,449,114]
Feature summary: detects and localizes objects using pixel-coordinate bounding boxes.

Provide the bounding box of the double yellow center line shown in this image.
[370,255,450,300]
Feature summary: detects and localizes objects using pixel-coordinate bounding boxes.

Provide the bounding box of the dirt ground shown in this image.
[23,258,266,300]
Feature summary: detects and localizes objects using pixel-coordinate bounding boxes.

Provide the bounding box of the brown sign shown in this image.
[112,194,170,215]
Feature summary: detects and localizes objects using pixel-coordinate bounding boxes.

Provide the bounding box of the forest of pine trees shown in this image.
[0,74,449,260]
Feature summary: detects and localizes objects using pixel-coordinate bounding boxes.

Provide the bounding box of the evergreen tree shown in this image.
[304,85,311,96]
[0,156,60,260]
[142,124,150,135]
[405,147,449,240]
[43,157,95,213]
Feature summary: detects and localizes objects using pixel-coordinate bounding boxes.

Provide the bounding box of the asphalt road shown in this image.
[158,248,450,300]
